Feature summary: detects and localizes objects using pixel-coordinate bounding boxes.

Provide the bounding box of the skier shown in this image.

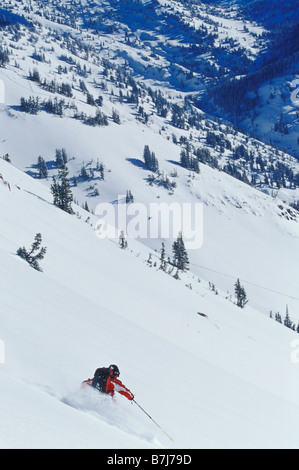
[82,364,134,401]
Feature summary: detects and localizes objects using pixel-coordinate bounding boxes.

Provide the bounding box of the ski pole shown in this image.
[132,398,174,442]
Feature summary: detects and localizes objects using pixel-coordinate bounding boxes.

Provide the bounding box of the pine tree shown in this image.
[112,108,121,124]
[80,165,89,181]
[284,305,293,329]
[55,148,68,169]
[96,160,105,180]
[180,149,190,169]
[50,165,73,214]
[0,47,9,67]
[20,96,40,114]
[143,145,159,173]
[126,190,134,204]
[160,242,167,271]
[29,68,40,83]
[58,165,73,213]
[234,279,248,308]
[180,148,200,173]
[17,233,47,272]
[275,312,282,324]
[172,232,189,272]
[37,156,48,179]
[2,153,11,163]
[119,230,128,249]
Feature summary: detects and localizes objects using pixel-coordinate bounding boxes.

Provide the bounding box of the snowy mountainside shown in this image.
[0,0,298,344]
[0,0,298,190]
[239,0,299,28]
[1,0,299,449]
[1,147,299,449]
[200,2,299,159]
[240,72,299,161]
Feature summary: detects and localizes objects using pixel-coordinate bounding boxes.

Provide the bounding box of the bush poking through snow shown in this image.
[17,233,47,272]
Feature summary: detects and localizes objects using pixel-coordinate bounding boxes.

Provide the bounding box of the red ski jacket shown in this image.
[106,376,134,400]
[81,376,134,400]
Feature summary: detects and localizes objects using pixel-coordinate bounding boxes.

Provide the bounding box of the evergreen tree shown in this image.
[55,148,68,169]
[20,96,40,114]
[119,230,128,249]
[0,47,9,67]
[2,153,11,163]
[17,233,47,272]
[284,305,293,329]
[86,92,96,106]
[143,145,159,173]
[96,160,105,180]
[50,165,73,214]
[180,148,199,173]
[96,95,103,107]
[172,232,189,272]
[80,164,89,181]
[234,279,248,308]
[126,190,134,204]
[84,110,108,127]
[180,149,190,170]
[43,97,64,116]
[171,103,185,129]
[275,312,282,324]
[37,156,48,179]
[29,68,41,83]
[112,108,121,124]
[160,242,167,271]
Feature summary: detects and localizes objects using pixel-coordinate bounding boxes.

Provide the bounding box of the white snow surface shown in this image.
[0,0,299,450]
[1,152,299,449]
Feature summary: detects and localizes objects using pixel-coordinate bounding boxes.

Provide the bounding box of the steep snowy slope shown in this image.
[1,62,299,320]
[1,0,298,185]
[241,72,299,159]
[1,145,299,449]
[1,0,299,450]
[1,3,299,315]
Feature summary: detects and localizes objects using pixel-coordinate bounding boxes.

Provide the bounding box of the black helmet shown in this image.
[109,364,120,377]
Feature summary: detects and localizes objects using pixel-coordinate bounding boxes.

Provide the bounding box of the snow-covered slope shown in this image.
[1,56,298,317]
[1,134,299,449]
[241,73,299,159]
[1,0,299,450]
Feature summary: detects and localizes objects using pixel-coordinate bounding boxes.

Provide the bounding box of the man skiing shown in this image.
[82,364,134,401]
